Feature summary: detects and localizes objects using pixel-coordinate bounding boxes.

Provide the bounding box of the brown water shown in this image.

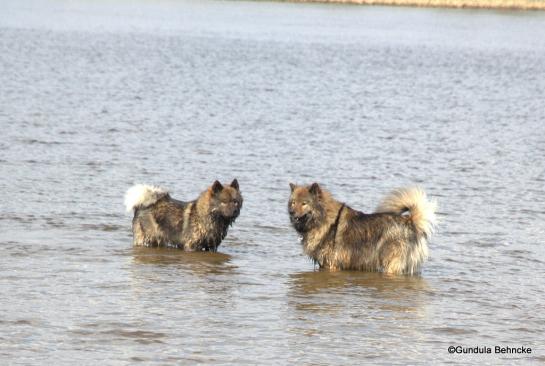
[1,0,545,364]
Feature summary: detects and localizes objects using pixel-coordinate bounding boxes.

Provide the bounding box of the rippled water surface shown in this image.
[1,0,545,364]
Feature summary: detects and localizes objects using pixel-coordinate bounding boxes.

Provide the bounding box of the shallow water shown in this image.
[1,0,545,364]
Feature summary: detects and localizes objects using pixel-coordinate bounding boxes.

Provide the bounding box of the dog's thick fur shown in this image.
[288,183,437,275]
[125,180,242,251]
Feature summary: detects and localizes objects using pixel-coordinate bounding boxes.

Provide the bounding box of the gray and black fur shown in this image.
[125,180,242,251]
[288,183,437,275]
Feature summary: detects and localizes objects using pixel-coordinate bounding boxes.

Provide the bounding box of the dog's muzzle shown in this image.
[290,213,310,231]
[292,213,308,223]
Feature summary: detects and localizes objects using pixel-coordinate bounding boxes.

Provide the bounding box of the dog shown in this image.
[124,179,242,251]
[288,183,437,275]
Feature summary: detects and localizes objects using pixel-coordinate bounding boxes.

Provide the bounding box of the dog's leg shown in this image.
[383,259,405,275]
[132,220,146,246]
[381,242,406,275]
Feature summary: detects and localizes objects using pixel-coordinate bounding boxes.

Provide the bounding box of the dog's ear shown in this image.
[211,180,223,194]
[309,182,322,197]
[289,183,296,192]
[230,178,239,190]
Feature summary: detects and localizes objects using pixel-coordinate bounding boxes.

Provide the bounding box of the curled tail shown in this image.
[376,187,437,238]
[124,184,169,212]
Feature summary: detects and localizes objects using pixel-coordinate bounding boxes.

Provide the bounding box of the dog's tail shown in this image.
[376,187,437,238]
[124,184,169,212]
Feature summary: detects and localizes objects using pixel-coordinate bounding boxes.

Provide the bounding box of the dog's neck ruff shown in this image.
[305,203,345,267]
[309,203,345,247]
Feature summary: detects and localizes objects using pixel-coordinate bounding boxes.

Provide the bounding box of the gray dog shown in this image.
[125,180,242,251]
[288,183,437,274]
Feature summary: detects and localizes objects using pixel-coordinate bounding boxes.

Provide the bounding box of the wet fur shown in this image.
[125,180,242,251]
[288,183,437,275]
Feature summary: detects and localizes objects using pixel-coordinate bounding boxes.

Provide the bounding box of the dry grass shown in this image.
[285,0,545,10]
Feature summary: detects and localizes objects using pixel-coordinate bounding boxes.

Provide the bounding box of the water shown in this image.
[1,0,545,364]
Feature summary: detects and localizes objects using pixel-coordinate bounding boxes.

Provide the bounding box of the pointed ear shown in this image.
[289,183,296,192]
[230,178,239,190]
[309,182,322,196]
[211,180,223,194]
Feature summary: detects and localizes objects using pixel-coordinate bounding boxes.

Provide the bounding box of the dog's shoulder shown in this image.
[168,197,191,208]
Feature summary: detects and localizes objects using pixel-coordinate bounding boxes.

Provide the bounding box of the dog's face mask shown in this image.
[288,183,323,233]
[210,179,243,220]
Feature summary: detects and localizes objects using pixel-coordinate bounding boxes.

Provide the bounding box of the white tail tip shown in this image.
[124,184,168,212]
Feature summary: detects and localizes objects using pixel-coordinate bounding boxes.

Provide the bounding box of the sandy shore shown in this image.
[284,0,545,10]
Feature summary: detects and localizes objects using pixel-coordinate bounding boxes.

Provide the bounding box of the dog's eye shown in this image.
[302,201,309,206]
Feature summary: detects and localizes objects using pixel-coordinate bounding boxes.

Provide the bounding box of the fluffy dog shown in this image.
[125,180,242,251]
[288,183,437,275]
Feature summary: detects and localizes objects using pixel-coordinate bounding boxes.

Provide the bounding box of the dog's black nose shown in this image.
[293,213,308,223]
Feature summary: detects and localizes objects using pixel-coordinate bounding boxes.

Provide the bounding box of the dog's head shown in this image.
[209,179,243,221]
[288,182,325,233]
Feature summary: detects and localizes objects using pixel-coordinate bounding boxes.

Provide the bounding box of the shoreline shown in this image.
[278,0,545,10]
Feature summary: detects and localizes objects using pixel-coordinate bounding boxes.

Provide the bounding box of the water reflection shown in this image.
[288,270,431,315]
[128,247,238,316]
[129,247,237,302]
[284,270,432,363]
[290,270,430,294]
[131,246,235,275]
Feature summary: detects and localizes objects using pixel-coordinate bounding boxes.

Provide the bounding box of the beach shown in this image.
[283,0,545,10]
